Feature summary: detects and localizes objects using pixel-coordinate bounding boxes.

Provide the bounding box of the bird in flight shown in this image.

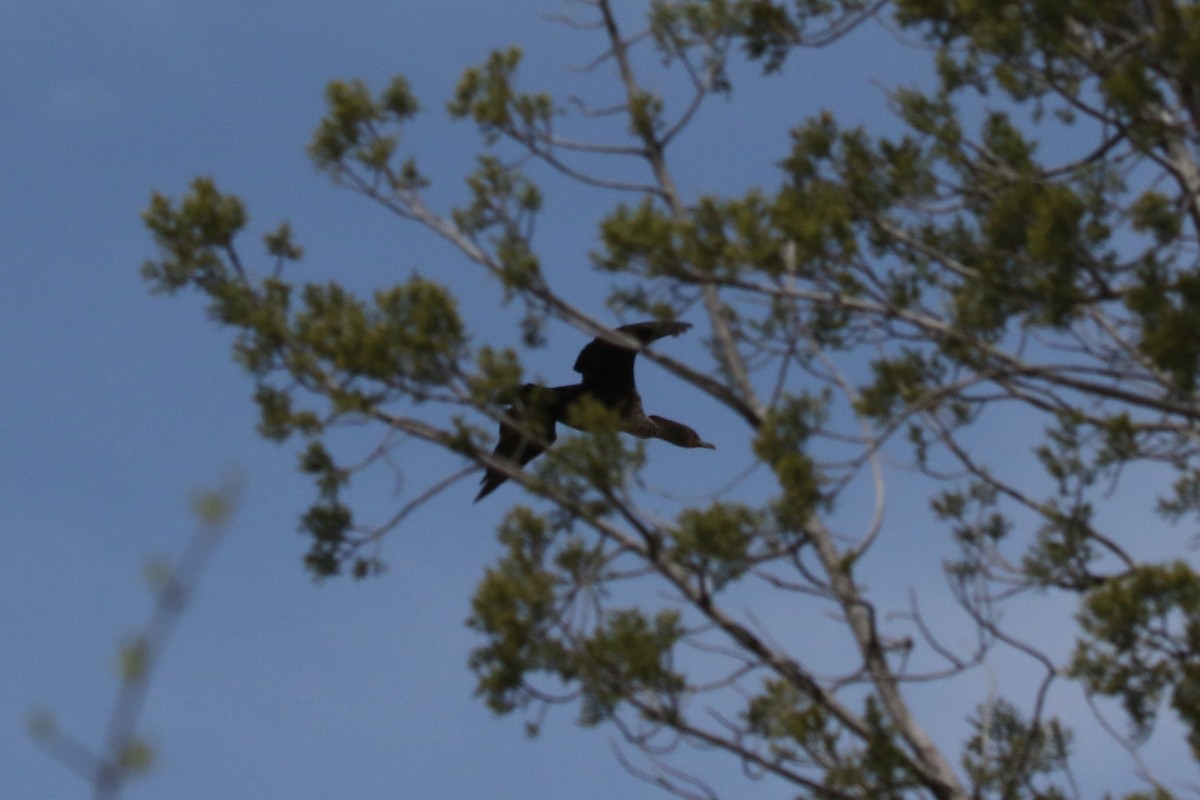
[476,320,715,501]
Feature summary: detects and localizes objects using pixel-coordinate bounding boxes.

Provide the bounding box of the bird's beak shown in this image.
[697,440,716,450]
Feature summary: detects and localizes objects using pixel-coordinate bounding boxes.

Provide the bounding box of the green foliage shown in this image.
[449,47,555,144]
[1072,562,1200,757]
[469,507,567,714]
[467,346,524,406]
[597,191,789,284]
[935,478,1011,582]
[824,699,921,796]
[745,678,837,762]
[745,682,923,796]
[627,89,665,140]
[141,177,248,292]
[754,394,824,529]
[254,383,320,441]
[962,699,1072,799]
[291,278,465,386]
[118,637,150,682]
[117,738,156,776]
[647,0,737,93]
[576,609,685,725]
[470,503,686,729]
[669,503,761,589]
[309,76,422,179]
[736,1,880,72]
[597,199,687,277]
[297,441,355,577]
[1129,190,1181,246]
[736,0,802,72]
[141,173,474,575]
[190,475,242,527]
[1126,262,1200,392]
[1120,790,1177,800]
[1158,467,1200,524]
[1016,413,1105,589]
[857,349,941,420]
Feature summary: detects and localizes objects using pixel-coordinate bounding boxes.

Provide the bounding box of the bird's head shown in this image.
[648,415,716,449]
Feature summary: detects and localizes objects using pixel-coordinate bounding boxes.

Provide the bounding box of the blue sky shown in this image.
[3,2,1193,798]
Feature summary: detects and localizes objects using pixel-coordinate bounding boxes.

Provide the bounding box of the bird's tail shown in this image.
[475,471,506,502]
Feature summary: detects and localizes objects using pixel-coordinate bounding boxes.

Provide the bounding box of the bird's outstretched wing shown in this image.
[475,386,561,502]
[572,320,692,398]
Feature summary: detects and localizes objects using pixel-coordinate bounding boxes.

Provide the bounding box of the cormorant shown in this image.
[475,320,715,501]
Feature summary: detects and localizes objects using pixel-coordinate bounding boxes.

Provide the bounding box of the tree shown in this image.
[29,478,240,799]
[140,1,1200,797]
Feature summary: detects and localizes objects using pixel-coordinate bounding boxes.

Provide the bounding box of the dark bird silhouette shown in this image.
[476,320,715,501]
